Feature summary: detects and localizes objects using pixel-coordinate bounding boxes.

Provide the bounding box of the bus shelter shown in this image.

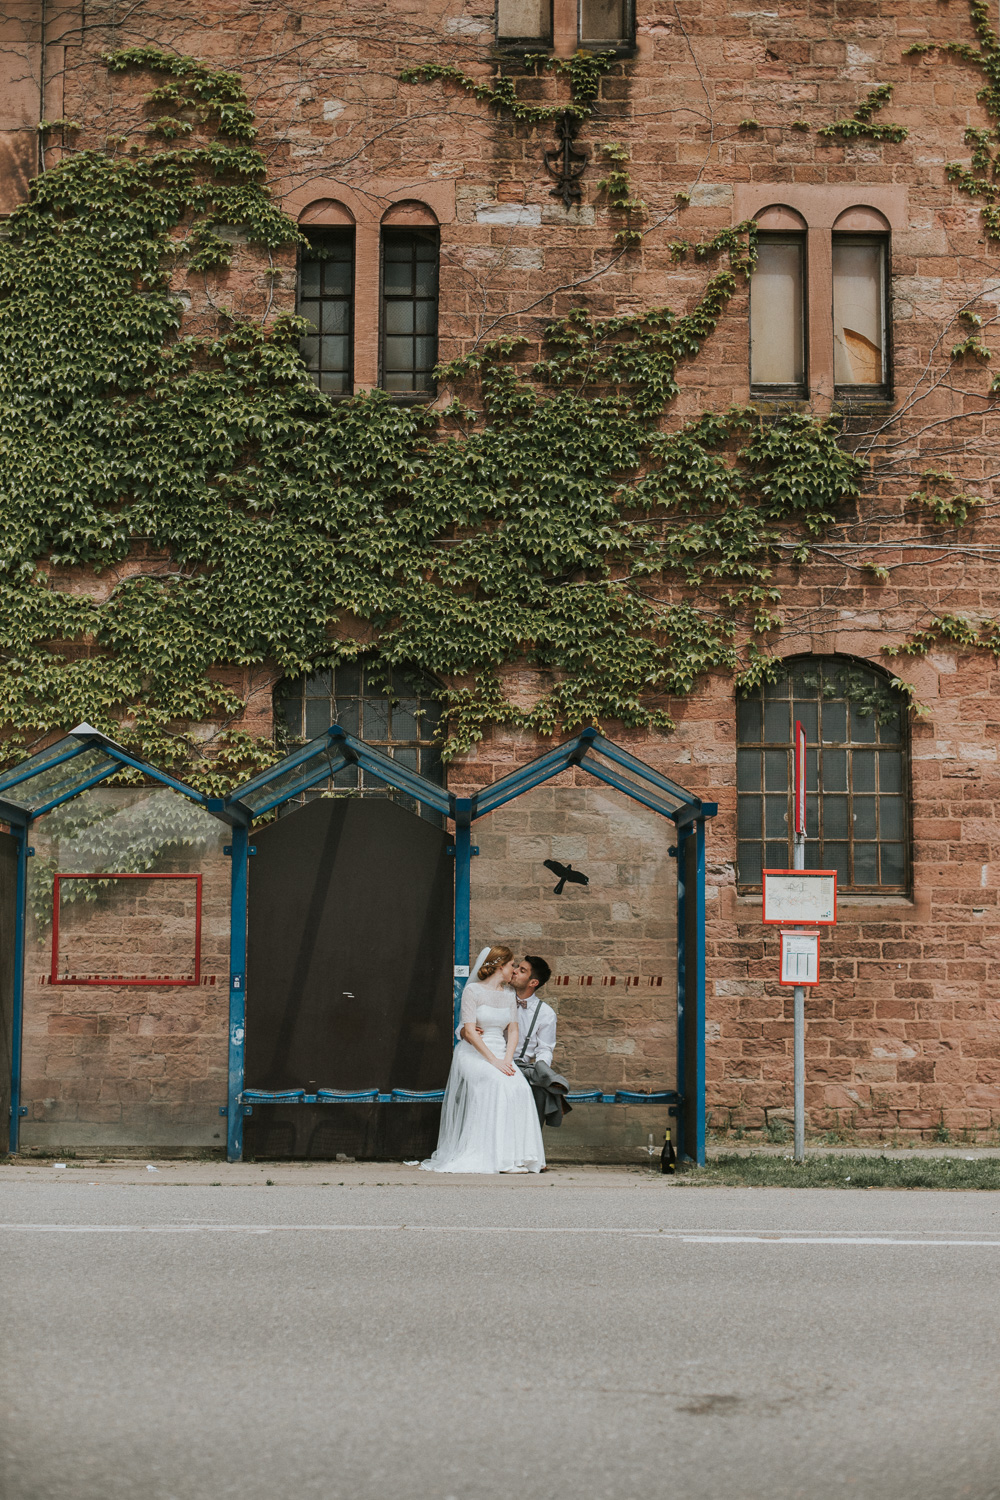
[219,726,716,1165]
[0,725,221,1154]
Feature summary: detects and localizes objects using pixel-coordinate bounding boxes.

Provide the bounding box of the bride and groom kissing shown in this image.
[420,946,571,1175]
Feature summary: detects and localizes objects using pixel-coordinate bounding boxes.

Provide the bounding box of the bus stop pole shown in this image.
[793,719,806,1164]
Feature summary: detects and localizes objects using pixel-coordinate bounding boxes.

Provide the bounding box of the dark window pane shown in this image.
[853,750,876,793]
[335,698,359,737]
[806,793,819,838]
[333,764,359,790]
[823,749,847,790]
[305,698,332,739]
[879,751,902,793]
[764,750,788,791]
[821,700,847,742]
[793,701,818,741]
[881,843,905,885]
[365,697,390,740]
[420,745,444,782]
[322,261,352,296]
[737,697,762,742]
[764,841,787,871]
[763,674,789,699]
[853,843,878,884]
[298,229,354,394]
[381,229,439,396]
[806,748,818,792]
[850,703,878,742]
[306,671,332,698]
[880,797,904,841]
[765,796,788,838]
[804,842,825,870]
[393,700,420,739]
[737,748,761,791]
[737,794,762,838]
[738,841,762,886]
[823,843,849,884]
[321,302,349,334]
[393,746,419,773]
[385,302,414,335]
[764,699,789,741]
[878,707,902,743]
[853,796,877,840]
[281,696,303,737]
[823,795,849,840]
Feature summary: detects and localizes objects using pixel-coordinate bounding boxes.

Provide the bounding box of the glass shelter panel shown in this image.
[736,659,908,892]
[21,787,230,1153]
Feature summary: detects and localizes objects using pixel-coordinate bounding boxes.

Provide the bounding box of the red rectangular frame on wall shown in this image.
[50,872,202,986]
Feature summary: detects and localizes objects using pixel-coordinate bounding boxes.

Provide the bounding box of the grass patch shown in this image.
[685,1153,1000,1190]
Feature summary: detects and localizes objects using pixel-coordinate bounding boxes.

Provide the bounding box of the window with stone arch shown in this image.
[275,661,445,820]
[736,656,909,893]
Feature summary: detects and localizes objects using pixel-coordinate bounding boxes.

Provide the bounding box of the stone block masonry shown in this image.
[3,0,1000,1143]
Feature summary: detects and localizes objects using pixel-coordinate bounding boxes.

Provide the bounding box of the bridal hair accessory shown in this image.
[478,945,513,979]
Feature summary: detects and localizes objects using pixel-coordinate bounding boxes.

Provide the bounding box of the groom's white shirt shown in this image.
[515,996,556,1067]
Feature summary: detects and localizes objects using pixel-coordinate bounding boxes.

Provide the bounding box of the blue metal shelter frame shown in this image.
[0,724,217,1154]
[220,724,716,1166]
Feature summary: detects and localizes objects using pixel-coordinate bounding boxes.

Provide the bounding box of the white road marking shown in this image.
[0,1223,998,1246]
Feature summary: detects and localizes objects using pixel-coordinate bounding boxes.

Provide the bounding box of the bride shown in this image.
[421,945,546,1174]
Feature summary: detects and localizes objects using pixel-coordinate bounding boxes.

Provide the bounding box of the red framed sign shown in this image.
[779,929,821,986]
[762,869,837,926]
[794,718,806,836]
[50,872,202,986]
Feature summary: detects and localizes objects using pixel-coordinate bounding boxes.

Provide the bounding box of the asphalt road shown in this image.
[1,1170,998,1500]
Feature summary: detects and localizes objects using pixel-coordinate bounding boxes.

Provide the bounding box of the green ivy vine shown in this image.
[0,46,870,793]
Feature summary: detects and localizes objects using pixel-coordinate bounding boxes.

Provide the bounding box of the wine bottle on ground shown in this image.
[660,1128,676,1175]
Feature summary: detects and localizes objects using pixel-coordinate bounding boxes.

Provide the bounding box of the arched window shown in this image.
[736,657,908,892]
[276,661,444,819]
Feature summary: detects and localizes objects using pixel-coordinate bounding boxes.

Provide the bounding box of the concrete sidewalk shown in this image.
[2,1141,999,1187]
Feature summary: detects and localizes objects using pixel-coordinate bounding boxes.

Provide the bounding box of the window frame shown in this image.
[578,0,635,49]
[275,662,445,821]
[296,226,355,399]
[832,231,891,399]
[735,656,911,897]
[496,0,554,47]
[379,225,440,402]
[749,231,808,399]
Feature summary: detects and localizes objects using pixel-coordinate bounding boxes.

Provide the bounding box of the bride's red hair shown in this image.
[478,946,513,979]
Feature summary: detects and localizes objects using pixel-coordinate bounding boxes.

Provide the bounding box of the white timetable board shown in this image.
[762,869,837,926]
[779,929,821,986]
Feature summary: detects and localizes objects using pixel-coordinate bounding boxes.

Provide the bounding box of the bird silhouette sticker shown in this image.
[544,859,590,895]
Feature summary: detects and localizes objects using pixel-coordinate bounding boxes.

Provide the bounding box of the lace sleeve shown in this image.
[460,983,482,1028]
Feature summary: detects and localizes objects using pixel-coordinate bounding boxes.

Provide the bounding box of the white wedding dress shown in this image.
[420,980,545,1174]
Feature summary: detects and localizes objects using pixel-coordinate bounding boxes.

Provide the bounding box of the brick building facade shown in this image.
[4,0,1000,1149]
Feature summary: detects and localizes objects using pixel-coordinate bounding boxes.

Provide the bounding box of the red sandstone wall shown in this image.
[1,0,998,1140]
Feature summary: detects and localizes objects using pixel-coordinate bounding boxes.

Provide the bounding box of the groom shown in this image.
[511,955,572,1129]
